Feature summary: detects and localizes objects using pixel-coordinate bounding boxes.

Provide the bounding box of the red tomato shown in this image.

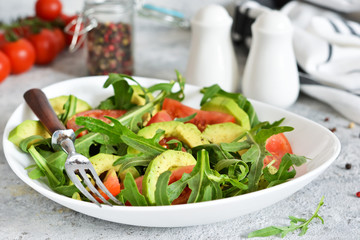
[1,38,35,74]
[66,109,127,137]
[95,169,121,203]
[0,51,11,83]
[263,133,293,169]
[35,0,62,21]
[146,110,173,126]
[162,98,236,131]
[27,29,58,65]
[52,28,66,54]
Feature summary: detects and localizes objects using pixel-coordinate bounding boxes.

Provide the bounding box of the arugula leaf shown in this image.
[99,73,139,110]
[220,141,251,152]
[76,116,166,156]
[19,135,50,153]
[114,153,154,172]
[28,166,45,179]
[28,145,61,187]
[200,84,260,127]
[174,113,197,123]
[147,70,185,101]
[167,149,222,203]
[120,172,148,206]
[58,95,78,123]
[155,171,172,206]
[263,153,307,187]
[248,196,325,238]
[243,123,294,192]
[192,144,234,166]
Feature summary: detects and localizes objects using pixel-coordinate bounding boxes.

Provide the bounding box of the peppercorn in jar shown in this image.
[84,0,134,76]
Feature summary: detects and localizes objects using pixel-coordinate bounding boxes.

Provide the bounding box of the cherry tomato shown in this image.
[0,51,11,83]
[146,110,173,126]
[27,29,58,65]
[52,28,66,54]
[35,0,62,21]
[263,133,293,169]
[1,38,35,74]
[66,109,127,137]
[162,98,236,131]
[0,33,5,48]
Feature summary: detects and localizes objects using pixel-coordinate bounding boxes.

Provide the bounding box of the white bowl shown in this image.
[3,76,341,227]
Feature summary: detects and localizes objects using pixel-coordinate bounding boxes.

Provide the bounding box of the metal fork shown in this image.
[24,88,122,207]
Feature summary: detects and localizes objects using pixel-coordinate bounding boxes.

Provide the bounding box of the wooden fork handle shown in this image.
[24,88,66,134]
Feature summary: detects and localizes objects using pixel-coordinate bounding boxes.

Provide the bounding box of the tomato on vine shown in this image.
[0,51,11,82]
[27,28,58,65]
[35,0,62,21]
[1,38,35,74]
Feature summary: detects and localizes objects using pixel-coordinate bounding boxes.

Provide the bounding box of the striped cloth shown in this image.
[234,0,360,123]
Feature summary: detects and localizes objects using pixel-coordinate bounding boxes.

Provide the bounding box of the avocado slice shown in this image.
[89,153,139,182]
[202,122,246,144]
[130,85,160,124]
[8,120,51,147]
[49,95,92,115]
[201,96,251,130]
[136,121,209,149]
[142,150,196,205]
[8,95,92,147]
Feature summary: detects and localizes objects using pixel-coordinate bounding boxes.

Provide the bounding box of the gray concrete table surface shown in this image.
[1,5,360,240]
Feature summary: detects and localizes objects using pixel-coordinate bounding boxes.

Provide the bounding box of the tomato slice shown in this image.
[146,110,173,126]
[263,133,293,169]
[94,169,121,203]
[162,98,236,131]
[66,109,127,137]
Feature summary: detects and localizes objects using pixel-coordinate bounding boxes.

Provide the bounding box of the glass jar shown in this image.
[84,0,134,76]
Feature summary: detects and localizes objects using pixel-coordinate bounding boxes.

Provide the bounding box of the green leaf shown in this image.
[154,171,171,206]
[167,150,222,203]
[120,173,148,206]
[192,144,233,166]
[220,141,250,152]
[19,135,49,153]
[28,167,45,179]
[254,126,294,144]
[28,145,61,187]
[174,113,197,122]
[53,184,80,197]
[248,196,325,238]
[114,153,153,172]
[248,226,283,238]
[200,85,260,127]
[264,153,307,188]
[58,95,78,123]
[99,73,139,110]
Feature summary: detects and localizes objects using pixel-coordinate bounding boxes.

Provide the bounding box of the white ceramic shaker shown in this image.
[241,10,299,108]
[185,4,239,92]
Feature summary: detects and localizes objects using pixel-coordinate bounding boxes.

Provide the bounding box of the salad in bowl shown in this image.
[7,71,308,207]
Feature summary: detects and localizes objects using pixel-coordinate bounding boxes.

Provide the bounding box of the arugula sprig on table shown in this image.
[248,196,325,238]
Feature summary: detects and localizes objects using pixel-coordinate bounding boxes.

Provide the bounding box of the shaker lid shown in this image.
[253,10,292,33]
[192,4,232,27]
